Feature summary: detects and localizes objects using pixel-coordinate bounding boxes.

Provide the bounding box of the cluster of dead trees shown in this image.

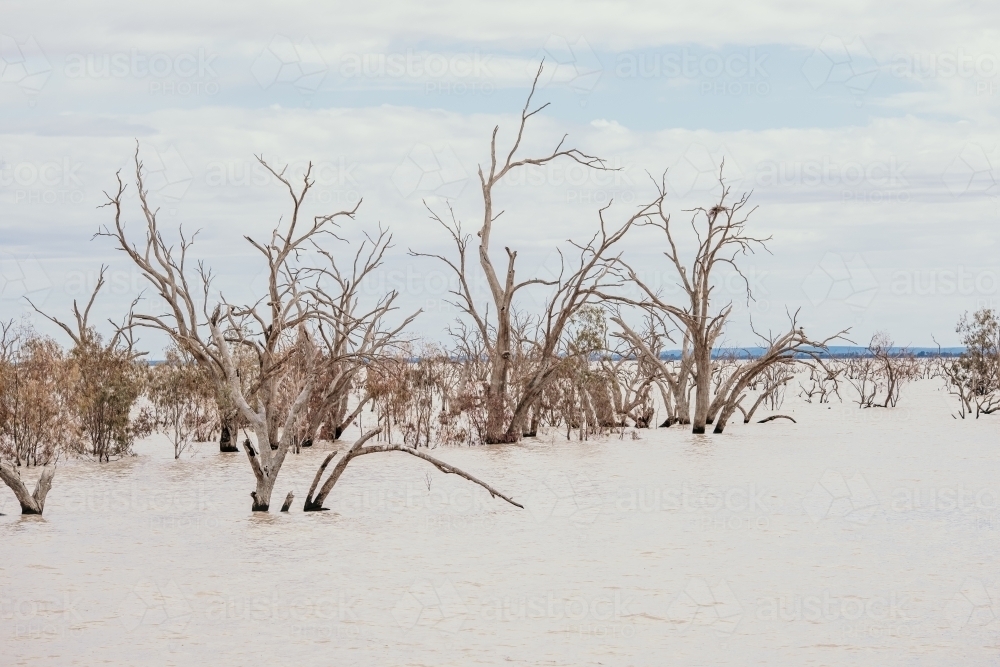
[792,317,1000,419]
[0,64,867,515]
[839,332,920,408]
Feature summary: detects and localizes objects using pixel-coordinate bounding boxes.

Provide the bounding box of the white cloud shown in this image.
[2,0,998,348]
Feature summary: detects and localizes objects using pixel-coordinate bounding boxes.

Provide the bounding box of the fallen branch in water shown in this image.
[757,414,796,424]
[303,428,523,511]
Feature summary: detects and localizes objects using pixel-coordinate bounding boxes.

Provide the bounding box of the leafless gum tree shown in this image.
[799,361,843,404]
[413,64,662,443]
[845,332,917,409]
[707,315,844,432]
[297,226,418,445]
[103,147,520,513]
[611,168,847,433]
[100,148,369,510]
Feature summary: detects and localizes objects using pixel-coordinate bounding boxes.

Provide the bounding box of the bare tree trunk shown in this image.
[303,430,381,511]
[712,395,743,434]
[692,347,712,434]
[243,435,280,511]
[250,475,276,512]
[414,64,650,446]
[219,414,239,452]
[0,461,55,515]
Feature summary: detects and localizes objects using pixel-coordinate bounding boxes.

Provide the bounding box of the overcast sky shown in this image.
[2,0,999,350]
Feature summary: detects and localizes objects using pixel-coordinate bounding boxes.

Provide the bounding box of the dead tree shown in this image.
[708,313,846,433]
[609,313,693,427]
[738,362,795,423]
[844,333,917,409]
[844,354,879,408]
[799,362,843,404]
[100,148,367,510]
[611,168,847,433]
[868,332,918,408]
[412,64,660,443]
[600,315,666,428]
[299,226,418,444]
[600,353,656,428]
[102,147,519,513]
[0,461,55,515]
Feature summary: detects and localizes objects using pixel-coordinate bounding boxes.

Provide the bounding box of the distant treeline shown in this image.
[658,346,966,360]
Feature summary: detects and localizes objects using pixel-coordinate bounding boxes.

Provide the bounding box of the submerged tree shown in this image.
[0,322,69,514]
[102,147,521,512]
[414,64,663,443]
[29,268,151,462]
[610,168,846,433]
[149,345,215,458]
[945,308,1000,418]
[843,332,918,409]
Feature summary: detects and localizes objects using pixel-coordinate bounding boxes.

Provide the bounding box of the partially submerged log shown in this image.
[303,428,523,512]
[0,461,56,515]
[758,414,796,424]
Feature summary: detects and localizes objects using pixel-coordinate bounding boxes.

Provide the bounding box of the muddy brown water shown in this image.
[2,379,998,665]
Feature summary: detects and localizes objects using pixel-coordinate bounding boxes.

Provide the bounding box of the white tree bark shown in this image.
[0,461,55,515]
